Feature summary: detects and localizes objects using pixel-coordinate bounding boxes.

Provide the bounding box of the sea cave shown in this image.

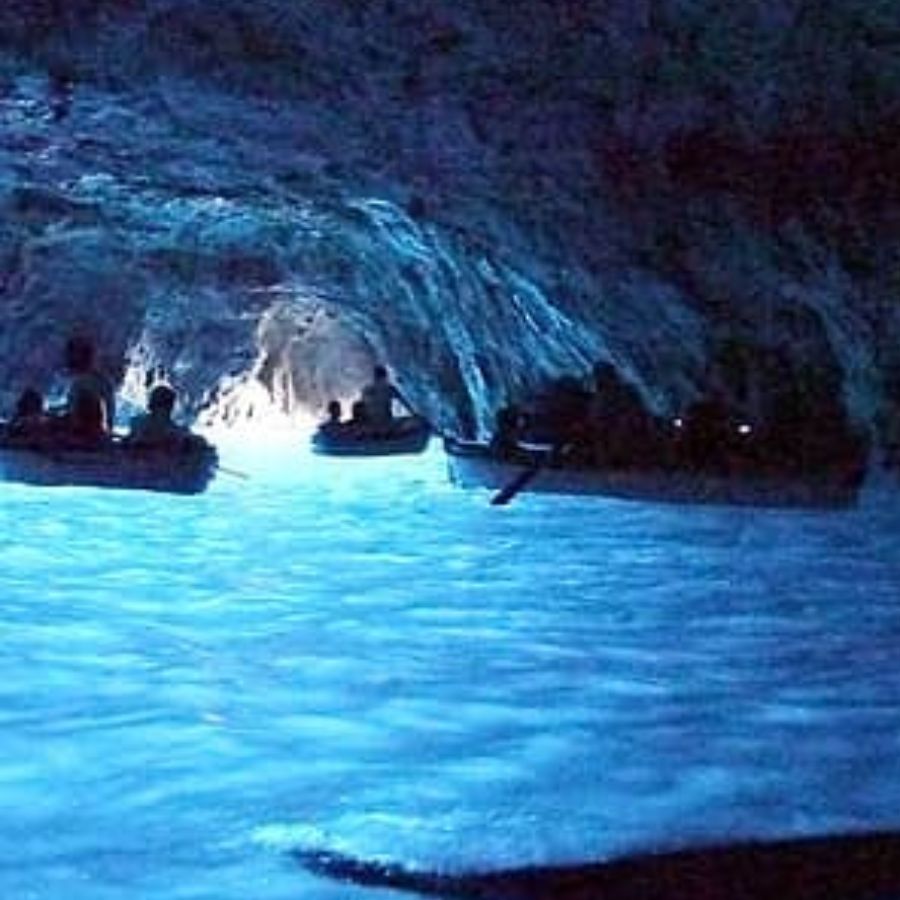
[1,3,899,899]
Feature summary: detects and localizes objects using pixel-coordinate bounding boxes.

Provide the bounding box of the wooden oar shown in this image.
[216,464,250,480]
[490,460,542,506]
[490,441,569,506]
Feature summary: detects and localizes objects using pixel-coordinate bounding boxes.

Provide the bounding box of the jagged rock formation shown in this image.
[0,0,898,445]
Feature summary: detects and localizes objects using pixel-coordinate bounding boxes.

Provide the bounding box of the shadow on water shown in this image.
[293,830,900,900]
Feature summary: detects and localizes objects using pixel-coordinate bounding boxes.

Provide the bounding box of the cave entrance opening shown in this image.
[195,297,379,437]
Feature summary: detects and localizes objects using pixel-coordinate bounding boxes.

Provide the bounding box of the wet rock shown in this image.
[0,1,896,447]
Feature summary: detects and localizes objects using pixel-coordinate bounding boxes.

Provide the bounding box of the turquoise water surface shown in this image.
[1,440,899,899]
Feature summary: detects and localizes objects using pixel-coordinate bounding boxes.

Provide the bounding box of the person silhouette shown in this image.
[7,387,51,442]
[60,335,115,442]
[360,365,406,431]
[127,384,190,448]
[319,399,344,436]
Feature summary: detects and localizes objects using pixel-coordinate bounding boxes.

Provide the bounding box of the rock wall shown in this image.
[0,0,898,443]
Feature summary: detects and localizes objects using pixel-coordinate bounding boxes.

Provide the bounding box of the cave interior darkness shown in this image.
[1,0,899,450]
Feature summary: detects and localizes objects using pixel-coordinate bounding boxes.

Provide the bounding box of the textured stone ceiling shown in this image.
[0,0,898,441]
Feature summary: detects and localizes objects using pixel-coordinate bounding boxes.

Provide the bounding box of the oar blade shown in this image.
[490,464,541,506]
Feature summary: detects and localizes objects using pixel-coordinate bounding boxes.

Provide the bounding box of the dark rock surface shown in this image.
[0,1,897,443]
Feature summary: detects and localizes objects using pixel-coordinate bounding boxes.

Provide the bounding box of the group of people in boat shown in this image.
[4,335,872,482]
[3,335,199,452]
[491,361,669,468]
[489,357,868,476]
[318,364,416,440]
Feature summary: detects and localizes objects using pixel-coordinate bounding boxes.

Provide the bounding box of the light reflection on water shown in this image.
[1,440,899,899]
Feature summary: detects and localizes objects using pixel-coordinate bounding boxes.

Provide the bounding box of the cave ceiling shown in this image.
[1,1,898,437]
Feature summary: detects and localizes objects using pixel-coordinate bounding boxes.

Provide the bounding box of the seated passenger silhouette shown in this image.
[680,386,734,470]
[587,362,656,466]
[127,384,191,449]
[319,399,344,437]
[490,402,523,458]
[765,363,867,473]
[520,375,591,451]
[7,387,51,443]
[360,365,405,432]
[350,399,369,427]
[59,335,116,442]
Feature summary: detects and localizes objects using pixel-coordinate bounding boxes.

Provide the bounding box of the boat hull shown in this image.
[445,439,865,509]
[312,417,431,457]
[0,440,218,495]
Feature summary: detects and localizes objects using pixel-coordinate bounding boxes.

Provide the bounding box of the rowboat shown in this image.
[0,430,218,494]
[444,437,867,509]
[311,416,431,457]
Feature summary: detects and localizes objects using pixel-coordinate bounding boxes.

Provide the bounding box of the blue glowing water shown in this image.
[1,441,899,899]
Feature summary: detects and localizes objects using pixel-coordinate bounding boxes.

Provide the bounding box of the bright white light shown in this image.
[196,375,321,447]
[738,423,752,435]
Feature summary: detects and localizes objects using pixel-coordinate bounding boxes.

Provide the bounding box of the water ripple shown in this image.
[1,449,899,896]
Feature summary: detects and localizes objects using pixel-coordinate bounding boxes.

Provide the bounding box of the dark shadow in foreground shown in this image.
[293,830,900,899]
